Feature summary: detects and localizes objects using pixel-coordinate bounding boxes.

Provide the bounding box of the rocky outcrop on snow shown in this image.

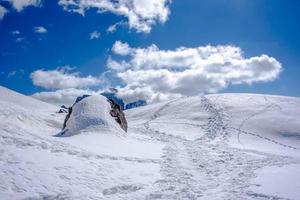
[57,105,68,113]
[109,99,127,132]
[75,94,91,104]
[101,92,125,110]
[59,95,127,136]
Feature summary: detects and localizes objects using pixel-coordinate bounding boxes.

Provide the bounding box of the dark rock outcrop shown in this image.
[108,99,127,132]
[75,94,91,105]
[58,105,69,113]
[62,107,72,130]
[101,92,125,110]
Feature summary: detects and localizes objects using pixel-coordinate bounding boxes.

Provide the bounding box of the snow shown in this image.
[60,133,164,160]
[206,93,300,158]
[249,164,300,200]
[59,95,123,136]
[1,86,300,199]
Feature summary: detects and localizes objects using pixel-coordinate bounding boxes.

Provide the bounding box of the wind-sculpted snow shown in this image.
[58,95,124,137]
[1,86,300,199]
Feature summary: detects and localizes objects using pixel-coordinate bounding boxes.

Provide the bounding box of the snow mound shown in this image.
[59,95,124,136]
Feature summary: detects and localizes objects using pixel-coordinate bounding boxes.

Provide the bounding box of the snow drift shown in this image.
[58,95,125,137]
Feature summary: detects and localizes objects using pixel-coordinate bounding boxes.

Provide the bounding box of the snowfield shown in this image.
[0,86,300,199]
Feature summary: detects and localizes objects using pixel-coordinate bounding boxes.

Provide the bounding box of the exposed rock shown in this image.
[58,105,69,113]
[74,94,91,105]
[108,99,127,132]
[61,105,68,109]
[101,92,125,110]
[62,107,72,130]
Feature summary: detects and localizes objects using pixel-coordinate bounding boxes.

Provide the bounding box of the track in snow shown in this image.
[132,96,298,200]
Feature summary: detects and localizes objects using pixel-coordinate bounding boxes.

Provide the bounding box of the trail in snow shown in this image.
[1,86,300,199]
[131,96,299,200]
[236,97,282,145]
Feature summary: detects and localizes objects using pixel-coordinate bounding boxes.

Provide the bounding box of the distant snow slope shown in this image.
[1,86,300,200]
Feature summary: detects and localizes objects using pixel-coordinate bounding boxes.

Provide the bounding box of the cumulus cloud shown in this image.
[108,41,282,102]
[29,42,283,106]
[31,88,102,106]
[0,5,8,20]
[106,21,126,33]
[89,31,101,40]
[58,0,171,33]
[112,41,132,56]
[7,0,42,12]
[33,26,47,33]
[30,67,104,90]
[116,86,182,104]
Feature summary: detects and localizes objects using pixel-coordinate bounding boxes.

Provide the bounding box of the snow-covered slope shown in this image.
[126,94,300,199]
[1,86,300,199]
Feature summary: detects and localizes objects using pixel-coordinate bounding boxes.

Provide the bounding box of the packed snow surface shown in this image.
[0,86,300,199]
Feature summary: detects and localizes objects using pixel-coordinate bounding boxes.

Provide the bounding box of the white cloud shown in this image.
[58,0,171,33]
[0,5,8,20]
[106,21,125,33]
[31,88,102,106]
[15,37,24,42]
[7,69,24,78]
[33,26,47,33]
[108,41,283,102]
[112,41,132,56]
[89,31,101,40]
[7,71,17,78]
[7,0,42,12]
[107,23,118,33]
[116,86,181,104]
[11,30,20,35]
[30,67,104,90]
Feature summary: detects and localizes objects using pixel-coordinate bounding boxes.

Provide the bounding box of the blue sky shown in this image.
[0,0,300,105]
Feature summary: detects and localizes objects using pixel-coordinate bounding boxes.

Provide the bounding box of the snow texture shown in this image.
[58,95,124,137]
[0,85,300,199]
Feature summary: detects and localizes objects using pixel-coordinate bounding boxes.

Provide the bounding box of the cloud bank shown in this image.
[30,43,282,106]
[32,88,102,106]
[30,67,104,90]
[58,0,171,33]
[108,41,282,103]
